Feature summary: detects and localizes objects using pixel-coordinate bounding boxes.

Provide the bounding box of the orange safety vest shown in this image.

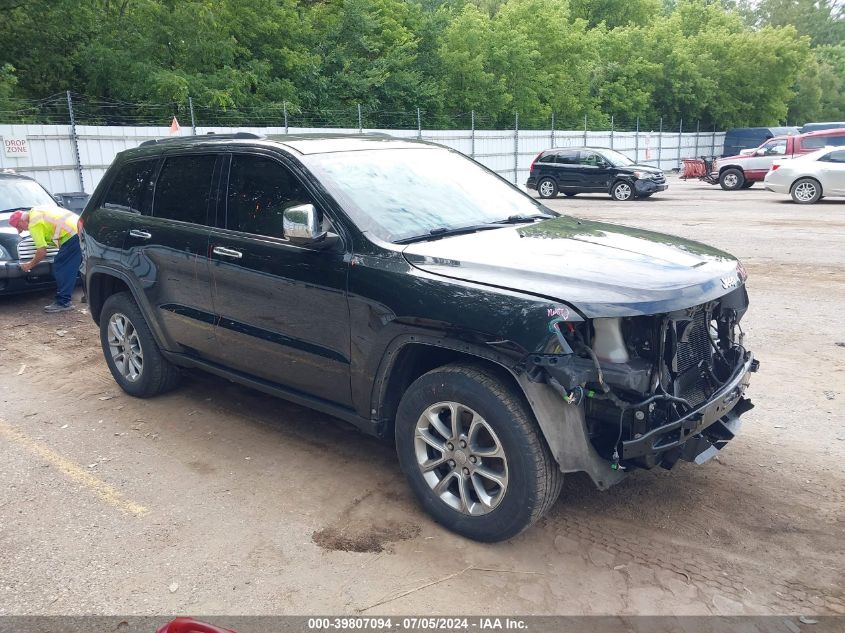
[28,206,79,245]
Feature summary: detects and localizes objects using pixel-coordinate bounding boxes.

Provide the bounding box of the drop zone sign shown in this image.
[3,136,30,158]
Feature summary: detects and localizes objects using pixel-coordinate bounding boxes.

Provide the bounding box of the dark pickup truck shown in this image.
[80,133,757,541]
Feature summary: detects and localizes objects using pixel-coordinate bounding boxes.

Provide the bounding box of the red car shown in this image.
[713,128,845,190]
[156,618,237,633]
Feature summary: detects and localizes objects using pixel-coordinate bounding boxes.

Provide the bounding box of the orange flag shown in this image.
[170,116,181,135]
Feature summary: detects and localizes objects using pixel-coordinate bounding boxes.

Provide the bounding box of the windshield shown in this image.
[0,178,55,212]
[304,148,552,242]
[600,149,636,167]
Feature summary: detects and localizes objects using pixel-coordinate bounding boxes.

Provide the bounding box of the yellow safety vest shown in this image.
[27,206,79,247]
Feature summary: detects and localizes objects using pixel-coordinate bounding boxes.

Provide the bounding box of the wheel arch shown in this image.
[719,164,743,175]
[371,337,532,441]
[375,337,625,491]
[87,265,171,351]
[790,176,823,193]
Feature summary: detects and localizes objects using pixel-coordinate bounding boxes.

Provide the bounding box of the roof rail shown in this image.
[139,132,263,147]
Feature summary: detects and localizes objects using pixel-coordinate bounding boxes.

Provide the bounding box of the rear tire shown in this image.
[741,181,754,189]
[719,168,744,190]
[563,192,577,197]
[537,178,558,199]
[99,291,181,397]
[395,364,562,542]
[790,178,822,204]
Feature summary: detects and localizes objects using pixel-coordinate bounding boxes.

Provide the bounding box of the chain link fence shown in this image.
[0,93,726,194]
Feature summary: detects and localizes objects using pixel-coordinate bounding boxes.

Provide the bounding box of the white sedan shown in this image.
[764,147,845,204]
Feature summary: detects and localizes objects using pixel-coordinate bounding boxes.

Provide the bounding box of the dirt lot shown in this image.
[1,178,843,617]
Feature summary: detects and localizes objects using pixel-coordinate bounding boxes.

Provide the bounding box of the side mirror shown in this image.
[284,203,324,244]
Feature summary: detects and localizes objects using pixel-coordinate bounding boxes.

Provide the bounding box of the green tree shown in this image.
[438,4,510,118]
[309,0,440,120]
[570,0,662,28]
[752,0,845,47]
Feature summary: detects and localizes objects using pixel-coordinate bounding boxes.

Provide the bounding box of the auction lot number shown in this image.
[308,618,527,631]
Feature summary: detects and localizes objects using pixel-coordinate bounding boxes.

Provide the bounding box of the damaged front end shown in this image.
[525,285,758,481]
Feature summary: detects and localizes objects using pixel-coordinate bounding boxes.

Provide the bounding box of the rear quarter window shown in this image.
[103,158,158,214]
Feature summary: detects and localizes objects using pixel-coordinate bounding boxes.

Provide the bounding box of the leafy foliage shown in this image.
[0,0,839,126]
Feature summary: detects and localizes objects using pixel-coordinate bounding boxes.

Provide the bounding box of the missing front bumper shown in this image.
[621,352,757,465]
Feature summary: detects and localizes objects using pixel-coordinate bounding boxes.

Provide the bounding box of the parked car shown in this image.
[713,128,845,190]
[764,147,845,204]
[526,147,667,201]
[80,133,756,541]
[721,126,799,158]
[0,172,64,295]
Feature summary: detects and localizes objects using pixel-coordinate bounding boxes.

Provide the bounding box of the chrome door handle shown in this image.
[128,229,152,240]
[212,246,243,259]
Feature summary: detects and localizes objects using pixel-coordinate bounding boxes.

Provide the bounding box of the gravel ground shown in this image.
[0,177,843,616]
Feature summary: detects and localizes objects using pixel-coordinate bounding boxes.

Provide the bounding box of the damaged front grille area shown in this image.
[530,285,753,471]
[674,308,711,375]
[670,306,715,408]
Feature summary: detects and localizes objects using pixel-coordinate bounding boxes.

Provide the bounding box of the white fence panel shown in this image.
[1,124,726,195]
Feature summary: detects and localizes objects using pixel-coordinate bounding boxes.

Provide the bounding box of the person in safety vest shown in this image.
[8,206,81,313]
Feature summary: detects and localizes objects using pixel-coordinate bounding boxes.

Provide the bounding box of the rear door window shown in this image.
[225,154,312,238]
[103,159,157,214]
[153,154,217,225]
[555,150,579,165]
[821,150,845,163]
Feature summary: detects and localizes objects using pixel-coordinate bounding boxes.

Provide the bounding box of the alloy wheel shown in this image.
[538,180,555,197]
[107,312,143,382]
[723,173,738,189]
[614,182,632,200]
[414,401,509,516]
[794,181,817,202]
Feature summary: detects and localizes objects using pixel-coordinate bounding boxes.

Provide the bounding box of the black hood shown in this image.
[618,164,662,174]
[402,216,744,318]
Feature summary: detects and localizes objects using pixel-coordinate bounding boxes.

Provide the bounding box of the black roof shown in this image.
[123,132,435,160]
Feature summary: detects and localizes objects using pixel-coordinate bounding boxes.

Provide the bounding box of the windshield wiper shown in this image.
[494,213,555,224]
[394,224,504,244]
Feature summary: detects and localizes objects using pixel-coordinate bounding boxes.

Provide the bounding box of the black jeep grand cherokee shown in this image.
[80,133,756,541]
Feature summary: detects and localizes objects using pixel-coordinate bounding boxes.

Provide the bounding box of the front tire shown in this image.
[395,364,562,542]
[720,168,744,190]
[610,180,634,201]
[791,178,822,204]
[537,178,558,199]
[99,292,181,397]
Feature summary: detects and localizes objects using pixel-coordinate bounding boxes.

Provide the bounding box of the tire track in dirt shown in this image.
[543,507,845,614]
